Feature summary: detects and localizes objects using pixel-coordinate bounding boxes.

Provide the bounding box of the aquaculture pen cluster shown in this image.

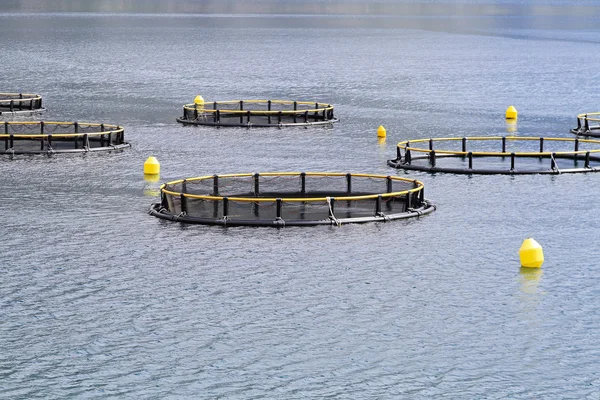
[150,172,434,226]
[0,92,44,115]
[388,136,600,175]
[177,99,338,127]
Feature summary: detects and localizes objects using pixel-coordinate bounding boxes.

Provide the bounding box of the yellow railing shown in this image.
[161,172,423,203]
[396,136,600,157]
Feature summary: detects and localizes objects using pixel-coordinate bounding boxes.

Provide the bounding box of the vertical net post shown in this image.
[551,152,557,170]
[468,152,473,169]
[585,151,590,168]
[511,152,516,171]
[9,134,14,150]
[213,175,219,196]
[268,100,271,111]
[47,134,53,150]
[304,110,308,124]
[375,195,382,215]
[314,102,319,121]
[577,116,581,130]
[575,138,579,153]
[254,173,260,195]
[502,137,506,153]
[223,197,229,218]
[9,100,13,112]
[429,138,434,151]
[429,150,436,167]
[30,99,34,110]
[300,172,306,194]
[216,110,221,123]
[405,190,412,210]
[18,94,23,110]
[462,137,467,154]
[276,198,283,219]
[405,148,412,164]
[278,111,282,124]
[83,134,89,150]
[539,137,544,154]
[40,121,44,135]
[346,173,352,194]
[247,110,251,124]
[180,193,188,214]
[584,114,590,132]
[386,176,392,193]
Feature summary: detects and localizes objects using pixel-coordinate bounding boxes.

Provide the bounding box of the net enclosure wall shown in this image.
[571,113,600,137]
[2,121,129,155]
[177,100,339,127]
[149,172,435,227]
[388,136,600,175]
[0,93,45,116]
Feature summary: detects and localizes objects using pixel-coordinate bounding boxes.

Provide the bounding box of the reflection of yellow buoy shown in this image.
[378,137,386,145]
[144,173,160,183]
[194,95,205,105]
[506,120,517,133]
[144,156,160,175]
[377,125,386,138]
[519,267,543,294]
[519,238,544,268]
[506,105,518,120]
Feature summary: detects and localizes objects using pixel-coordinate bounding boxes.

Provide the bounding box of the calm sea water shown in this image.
[2,6,600,399]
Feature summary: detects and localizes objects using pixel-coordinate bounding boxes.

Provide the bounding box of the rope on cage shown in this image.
[326,197,341,227]
[551,153,561,174]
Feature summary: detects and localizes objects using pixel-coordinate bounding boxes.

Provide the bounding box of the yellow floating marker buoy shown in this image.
[144,156,160,175]
[194,95,205,105]
[377,125,387,138]
[506,105,518,120]
[519,238,544,268]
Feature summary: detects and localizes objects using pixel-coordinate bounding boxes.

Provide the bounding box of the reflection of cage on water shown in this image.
[571,113,600,137]
[149,172,435,227]
[388,136,600,175]
[176,100,339,127]
[2,121,130,155]
[0,93,45,116]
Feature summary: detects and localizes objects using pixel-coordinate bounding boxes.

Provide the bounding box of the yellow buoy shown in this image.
[144,156,160,175]
[506,105,518,120]
[377,125,387,138]
[194,95,205,105]
[519,238,544,268]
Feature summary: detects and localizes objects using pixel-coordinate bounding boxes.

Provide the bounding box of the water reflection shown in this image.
[519,266,543,295]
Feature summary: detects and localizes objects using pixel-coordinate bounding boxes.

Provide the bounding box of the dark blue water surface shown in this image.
[1,5,600,399]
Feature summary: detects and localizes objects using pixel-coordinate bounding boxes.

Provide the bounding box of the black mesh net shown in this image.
[1,121,129,154]
[388,137,600,174]
[0,93,43,112]
[152,173,434,226]
[177,100,338,127]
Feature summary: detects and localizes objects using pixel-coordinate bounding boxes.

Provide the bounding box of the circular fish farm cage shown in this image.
[149,172,435,227]
[387,136,600,175]
[0,93,45,116]
[571,113,600,137]
[1,121,129,155]
[176,100,338,128]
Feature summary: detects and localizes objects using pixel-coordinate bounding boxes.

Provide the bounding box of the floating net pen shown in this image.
[571,113,600,137]
[388,136,600,175]
[1,121,130,155]
[0,92,45,116]
[149,172,435,227]
[177,100,339,128]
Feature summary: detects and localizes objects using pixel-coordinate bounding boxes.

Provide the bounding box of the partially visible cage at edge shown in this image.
[149,172,435,227]
[0,93,45,115]
[388,136,600,175]
[1,121,130,155]
[571,112,600,137]
[176,100,339,128]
